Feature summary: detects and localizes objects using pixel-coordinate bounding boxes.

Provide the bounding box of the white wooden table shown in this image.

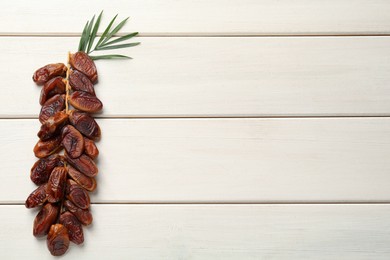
[1,1,390,259]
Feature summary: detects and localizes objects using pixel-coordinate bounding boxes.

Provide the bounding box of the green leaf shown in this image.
[89,54,132,60]
[96,42,140,51]
[95,14,118,48]
[87,11,103,54]
[100,32,138,46]
[84,15,95,52]
[100,17,129,45]
[78,21,89,52]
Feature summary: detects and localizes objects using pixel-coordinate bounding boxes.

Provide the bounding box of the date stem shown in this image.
[65,52,71,114]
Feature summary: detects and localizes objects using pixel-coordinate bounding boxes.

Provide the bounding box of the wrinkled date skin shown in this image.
[64,200,93,226]
[69,70,95,95]
[34,135,62,158]
[47,224,70,256]
[33,63,67,85]
[66,179,90,209]
[61,125,84,158]
[46,167,67,203]
[30,154,63,185]
[59,212,84,245]
[33,203,59,237]
[68,165,97,192]
[38,111,69,141]
[25,184,47,208]
[40,77,66,105]
[69,110,101,140]
[39,94,66,123]
[69,91,103,113]
[64,152,98,177]
[84,137,99,160]
[69,52,98,83]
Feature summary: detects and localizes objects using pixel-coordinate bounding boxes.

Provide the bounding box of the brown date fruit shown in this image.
[46,167,67,203]
[64,152,98,177]
[69,69,95,95]
[68,165,97,192]
[62,125,84,158]
[40,77,66,105]
[33,135,62,158]
[69,91,103,113]
[39,94,66,123]
[69,110,101,140]
[64,200,93,226]
[30,154,63,185]
[25,184,47,208]
[84,137,99,160]
[38,111,69,141]
[33,203,59,237]
[59,212,84,245]
[66,179,90,209]
[47,224,70,256]
[69,52,98,83]
[33,63,67,85]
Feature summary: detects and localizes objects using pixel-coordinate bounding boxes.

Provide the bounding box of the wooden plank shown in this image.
[4,204,390,259]
[3,36,390,117]
[1,1,390,35]
[5,118,390,204]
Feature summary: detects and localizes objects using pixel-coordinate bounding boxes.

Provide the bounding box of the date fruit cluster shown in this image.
[26,52,101,256]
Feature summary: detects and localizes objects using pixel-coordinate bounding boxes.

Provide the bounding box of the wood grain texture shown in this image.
[5,118,390,204]
[1,0,390,35]
[3,36,390,117]
[4,204,390,259]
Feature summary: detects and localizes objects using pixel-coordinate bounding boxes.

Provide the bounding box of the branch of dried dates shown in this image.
[25,12,138,256]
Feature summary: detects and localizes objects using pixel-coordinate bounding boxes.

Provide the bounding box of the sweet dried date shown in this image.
[39,94,66,123]
[84,138,99,160]
[64,152,98,177]
[62,125,84,158]
[69,110,101,140]
[69,69,95,95]
[66,179,90,209]
[46,167,67,203]
[64,200,93,226]
[33,135,62,158]
[33,63,67,85]
[30,154,63,185]
[69,52,98,83]
[40,77,66,105]
[38,111,69,141]
[33,203,59,237]
[69,91,103,113]
[25,184,47,208]
[59,211,84,245]
[47,224,70,256]
[67,165,97,192]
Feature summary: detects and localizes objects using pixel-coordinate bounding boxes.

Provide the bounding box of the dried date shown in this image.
[33,63,67,85]
[39,94,66,123]
[69,69,95,95]
[64,200,93,226]
[59,211,84,245]
[30,154,63,185]
[69,110,101,140]
[84,137,99,159]
[64,152,98,177]
[40,77,66,105]
[33,135,62,158]
[67,165,97,192]
[46,167,67,203]
[69,91,103,113]
[62,125,84,158]
[33,203,59,237]
[25,184,47,208]
[69,52,98,83]
[38,111,69,140]
[47,224,70,256]
[66,179,90,209]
